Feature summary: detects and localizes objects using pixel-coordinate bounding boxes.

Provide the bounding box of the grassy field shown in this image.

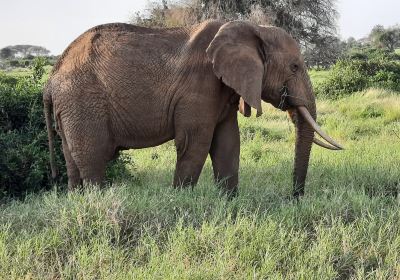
[0,65,52,77]
[309,69,330,85]
[1,88,400,279]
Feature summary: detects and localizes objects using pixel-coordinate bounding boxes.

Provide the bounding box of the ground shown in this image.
[1,85,399,278]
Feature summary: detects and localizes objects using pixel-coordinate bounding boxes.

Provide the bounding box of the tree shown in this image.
[201,0,338,47]
[303,35,346,68]
[369,25,400,51]
[345,37,361,49]
[369,24,385,46]
[0,47,15,59]
[3,45,51,58]
[131,0,202,28]
[377,29,400,52]
[132,0,339,67]
[28,46,50,57]
[11,45,32,57]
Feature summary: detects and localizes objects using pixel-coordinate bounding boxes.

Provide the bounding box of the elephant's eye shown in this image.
[290,63,299,73]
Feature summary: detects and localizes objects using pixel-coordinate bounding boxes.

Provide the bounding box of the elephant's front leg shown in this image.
[209,109,240,197]
[173,127,214,188]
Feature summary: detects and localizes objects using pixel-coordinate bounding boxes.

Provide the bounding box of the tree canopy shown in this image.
[0,45,50,59]
[132,0,339,67]
[0,48,15,59]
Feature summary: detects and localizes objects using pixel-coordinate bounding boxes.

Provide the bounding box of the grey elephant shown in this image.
[44,20,342,197]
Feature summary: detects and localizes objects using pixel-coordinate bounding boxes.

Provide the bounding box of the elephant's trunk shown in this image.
[289,72,343,197]
[292,106,315,197]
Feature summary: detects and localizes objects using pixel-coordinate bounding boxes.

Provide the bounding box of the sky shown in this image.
[1,0,399,55]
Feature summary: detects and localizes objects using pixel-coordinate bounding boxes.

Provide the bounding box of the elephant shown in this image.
[43,20,343,197]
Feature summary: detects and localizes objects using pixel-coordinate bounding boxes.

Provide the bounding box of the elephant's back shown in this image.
[51,23,189,76]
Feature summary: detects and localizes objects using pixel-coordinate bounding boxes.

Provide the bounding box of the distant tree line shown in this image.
[0,45,58,70]
[367,24,400,52]
[333,25,400,64]
[312,25,400,97]
[0,45,50,60]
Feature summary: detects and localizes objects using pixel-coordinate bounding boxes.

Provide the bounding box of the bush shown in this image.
[314,49,400,98]
[346,47,400,61]
[9,60,20,67]
[0,58,131,198]
[0,59,68,198]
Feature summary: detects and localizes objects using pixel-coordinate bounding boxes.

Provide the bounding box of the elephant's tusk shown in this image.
[313,137,342,150]
[297,106,344,150]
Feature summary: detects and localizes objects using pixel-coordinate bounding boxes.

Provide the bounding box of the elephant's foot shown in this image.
[215,176,238,199]
[68,178,82,191]
[293,183,305,199]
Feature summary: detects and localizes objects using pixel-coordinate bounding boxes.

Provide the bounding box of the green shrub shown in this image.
[0,73,18,87]
[9,60,20,67]
[314,50,400,98]
[347,47,400,61]
[0,63,66,198]
[0,58,131,198]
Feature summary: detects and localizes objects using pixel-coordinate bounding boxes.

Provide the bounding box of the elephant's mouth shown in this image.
[277,85,290,111]
[261,85,291,110]
[264,85,343,150]
[276,84,343,150]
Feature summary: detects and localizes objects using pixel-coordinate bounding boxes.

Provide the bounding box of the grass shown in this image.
[308,69,330,87]
[0,65,52,80]
[1,88,400,279]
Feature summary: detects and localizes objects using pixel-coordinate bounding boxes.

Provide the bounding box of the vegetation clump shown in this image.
[314,48,400,98]
[0,58,130,198]
[0,58,64,198]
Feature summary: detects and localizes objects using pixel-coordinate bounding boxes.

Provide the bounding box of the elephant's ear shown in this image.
[206,21,265,117]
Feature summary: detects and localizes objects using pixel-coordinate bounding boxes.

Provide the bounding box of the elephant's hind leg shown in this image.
[70,133,112,188]
[78,158,108,187]
[60,101,112,188]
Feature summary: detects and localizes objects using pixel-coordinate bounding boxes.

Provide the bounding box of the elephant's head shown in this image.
[206,21,343,197]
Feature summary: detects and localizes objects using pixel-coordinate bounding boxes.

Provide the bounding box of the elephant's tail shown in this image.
[43,89,57,179]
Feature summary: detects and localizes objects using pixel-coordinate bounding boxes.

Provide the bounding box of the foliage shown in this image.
[0,48,15,59]
[368,24,400,51]
[0,60,66,198]
[0,89,399,278]
[132,0,338,67]
[31,57,47,83]
[313,48,400,97]
[131,0,202,28]
[0,57,58,71]
[303,35,346,68]
[0,45,50,59]
[378,29,400,52]
[0,61,129,198]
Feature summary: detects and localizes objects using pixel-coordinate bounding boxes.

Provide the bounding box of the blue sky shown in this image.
[1,0,399,55]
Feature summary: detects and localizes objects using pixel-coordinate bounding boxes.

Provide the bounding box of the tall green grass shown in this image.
[1,88,399,279]
[309,69,330,86]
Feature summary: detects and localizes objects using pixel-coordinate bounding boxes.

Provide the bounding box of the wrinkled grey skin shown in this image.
[44,20,316,197]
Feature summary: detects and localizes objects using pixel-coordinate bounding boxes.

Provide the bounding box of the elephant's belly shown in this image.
[107,85,176,149]
[110,115,175,149]
[114,133,174,150]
